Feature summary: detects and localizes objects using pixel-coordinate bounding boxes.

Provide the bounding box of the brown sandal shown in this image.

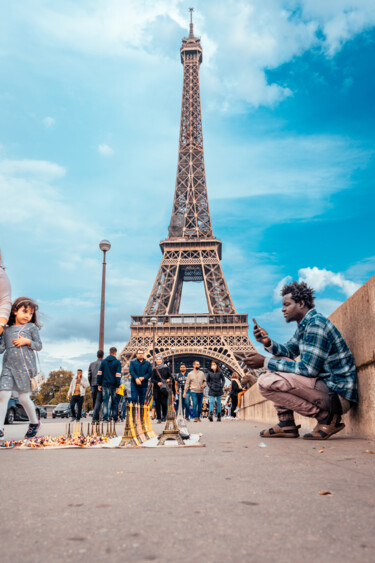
[303,414,345,440]
[260,423,301,438]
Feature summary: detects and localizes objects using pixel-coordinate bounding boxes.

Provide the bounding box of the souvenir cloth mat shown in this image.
[0,433,205,449]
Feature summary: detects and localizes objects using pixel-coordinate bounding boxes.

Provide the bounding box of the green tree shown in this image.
[33,369,73,405]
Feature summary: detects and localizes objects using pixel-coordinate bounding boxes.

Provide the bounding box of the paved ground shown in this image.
[1,418,374,563]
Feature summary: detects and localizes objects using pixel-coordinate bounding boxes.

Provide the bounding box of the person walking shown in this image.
[129,349,152,405]
[176,363,190,420]
[0,251,11,339]
[206,361,225,422]
[184,361,206,422]
[0,297,42,440]
[151,355,173,423]
[230,372,242,418]
[67,369,89,422]
[88,350,104,417]
[97,347,122,422]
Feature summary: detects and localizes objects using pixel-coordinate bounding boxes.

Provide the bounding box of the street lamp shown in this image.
[151,317,157,367]
[171,346,175,380]
[99,239,111,351]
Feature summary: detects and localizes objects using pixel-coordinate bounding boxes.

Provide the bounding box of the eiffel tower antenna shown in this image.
[189,7,194,37]
[120,11,256,377]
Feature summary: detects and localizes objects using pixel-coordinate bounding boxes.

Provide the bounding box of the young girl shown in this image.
[0,297,42,439]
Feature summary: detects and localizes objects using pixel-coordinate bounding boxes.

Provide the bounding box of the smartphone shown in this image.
[252,318,258,328]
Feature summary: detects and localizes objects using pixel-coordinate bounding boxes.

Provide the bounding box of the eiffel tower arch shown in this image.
[119,11,256,376]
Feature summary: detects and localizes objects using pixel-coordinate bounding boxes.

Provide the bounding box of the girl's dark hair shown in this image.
[281,281,315,310]
[8,297,41,328]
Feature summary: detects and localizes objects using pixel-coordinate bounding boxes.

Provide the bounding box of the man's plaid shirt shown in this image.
[264,308,358,402]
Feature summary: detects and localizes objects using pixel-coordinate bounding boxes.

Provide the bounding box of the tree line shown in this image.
[33,369,93,410]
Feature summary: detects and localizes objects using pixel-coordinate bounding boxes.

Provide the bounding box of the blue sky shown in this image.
[1,0,374,375]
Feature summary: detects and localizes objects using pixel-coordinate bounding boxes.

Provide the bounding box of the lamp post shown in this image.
[151,317,157,367]
[99,239,111,351]
[171,346,175,381]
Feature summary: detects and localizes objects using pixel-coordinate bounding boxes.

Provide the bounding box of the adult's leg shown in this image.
[209,396,215,414]
[131,383,140,404]
[161,394,168,419]
[258,371,332,422]
[70,396,78,420]
[0,390,12,429]
[231,394,238,416]
[197,393,203,419]
[76,396,84,421]
[139,386,147,405]
[91,386,98,412]
[92,389,102,422]
[154,395,162,420]
[216,395,222,414]
[191,392,198,419]
[102,387,110,421]
[184,393,190,419]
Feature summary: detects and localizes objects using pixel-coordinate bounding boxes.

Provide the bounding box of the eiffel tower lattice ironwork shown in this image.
[119,11,256,376]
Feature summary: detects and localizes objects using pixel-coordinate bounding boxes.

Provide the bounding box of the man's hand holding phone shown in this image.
[252,318,271,348]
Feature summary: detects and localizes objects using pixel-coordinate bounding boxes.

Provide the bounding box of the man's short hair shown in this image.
[109,347,117,354]
[281,281,315,309]
[97,349,104,359]
[136,349,144,354]
[77,369,83,373]
[180,364,186,368]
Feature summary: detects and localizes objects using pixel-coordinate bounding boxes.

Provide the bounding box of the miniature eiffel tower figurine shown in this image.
[157,381,185,446]
[176,388,190,439]
[119,403,139,447]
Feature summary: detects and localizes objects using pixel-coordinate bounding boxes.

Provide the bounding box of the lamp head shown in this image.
[99,240,111,252]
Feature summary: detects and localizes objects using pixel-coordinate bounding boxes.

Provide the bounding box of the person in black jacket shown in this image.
[129,349,152,404]
[97,347,122,422]
[230,372,243,418]
[151,355,174,423]
[206,361,225,422]
[88,349,104,419]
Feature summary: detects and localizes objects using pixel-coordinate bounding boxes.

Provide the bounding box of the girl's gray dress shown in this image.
[0,323,42,393]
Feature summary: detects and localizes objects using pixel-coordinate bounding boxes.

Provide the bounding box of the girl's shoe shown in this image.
[208,413,213,422]
[25,421,40,439]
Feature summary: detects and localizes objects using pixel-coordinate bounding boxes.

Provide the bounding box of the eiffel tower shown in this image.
[119,10,255,376]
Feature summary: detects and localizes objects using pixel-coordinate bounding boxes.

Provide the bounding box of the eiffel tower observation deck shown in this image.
[119,10,256,376]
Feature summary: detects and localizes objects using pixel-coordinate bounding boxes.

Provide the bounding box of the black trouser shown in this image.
[231,393,238,417]
[70,395,84,421]
[91,386,99,413]
[92,389,103,422]
[154,390,168,420]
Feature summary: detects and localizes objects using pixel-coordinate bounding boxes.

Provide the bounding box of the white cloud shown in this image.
[43,116,55,128]
[8,1,375,109]
[298,266,361,297]
[208,134,373,200]
[98,143,114,157]
[0,158,65,180]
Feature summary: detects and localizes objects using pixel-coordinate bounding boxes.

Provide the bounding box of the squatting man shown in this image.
[244,281,357,440]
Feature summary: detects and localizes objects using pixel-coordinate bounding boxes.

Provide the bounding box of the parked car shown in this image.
[52,403,87,419]
[52,403,70,418]
[5,397,42,424]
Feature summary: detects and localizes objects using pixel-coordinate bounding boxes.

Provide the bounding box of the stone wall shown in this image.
[238,275,375,438]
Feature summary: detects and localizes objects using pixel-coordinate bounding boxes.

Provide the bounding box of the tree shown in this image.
[33,369,73,405]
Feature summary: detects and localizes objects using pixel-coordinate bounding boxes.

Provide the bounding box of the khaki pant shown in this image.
[258,370,350,422]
